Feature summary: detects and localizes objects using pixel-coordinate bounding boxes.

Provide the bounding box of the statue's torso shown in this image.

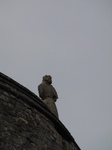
[38,82,58,100]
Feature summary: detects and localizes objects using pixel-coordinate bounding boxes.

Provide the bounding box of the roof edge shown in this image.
[0,72,81,150]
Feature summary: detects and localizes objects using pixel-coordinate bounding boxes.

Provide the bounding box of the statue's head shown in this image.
[43,75,52,84]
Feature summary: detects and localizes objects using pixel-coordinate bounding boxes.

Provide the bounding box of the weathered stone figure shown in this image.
[38,75,59,118]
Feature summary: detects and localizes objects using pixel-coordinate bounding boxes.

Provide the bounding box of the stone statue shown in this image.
[38,75,59,118]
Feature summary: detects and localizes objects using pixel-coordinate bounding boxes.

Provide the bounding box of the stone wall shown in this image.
[0,73,81,150]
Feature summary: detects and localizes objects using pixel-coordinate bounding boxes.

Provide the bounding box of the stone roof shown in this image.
[0,72,80,150]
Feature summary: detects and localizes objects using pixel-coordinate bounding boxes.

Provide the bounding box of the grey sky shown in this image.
[0,1,112,150]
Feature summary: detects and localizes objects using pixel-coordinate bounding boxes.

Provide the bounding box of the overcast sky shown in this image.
[0,1,112,150]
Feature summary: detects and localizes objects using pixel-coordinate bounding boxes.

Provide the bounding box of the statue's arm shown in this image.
[38,84,44,99]
[52,85,58,101]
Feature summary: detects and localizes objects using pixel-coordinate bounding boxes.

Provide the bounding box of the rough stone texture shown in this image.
[0,72,81,150]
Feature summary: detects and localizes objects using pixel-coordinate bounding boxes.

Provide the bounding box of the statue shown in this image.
[38,75,59,118]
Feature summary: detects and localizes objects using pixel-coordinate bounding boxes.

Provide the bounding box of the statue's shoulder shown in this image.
[38,82,46,89]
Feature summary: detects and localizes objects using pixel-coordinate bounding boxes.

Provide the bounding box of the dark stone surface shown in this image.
[0,72,81,150]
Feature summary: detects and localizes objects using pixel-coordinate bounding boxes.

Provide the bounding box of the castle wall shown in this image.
[0,73,80,150]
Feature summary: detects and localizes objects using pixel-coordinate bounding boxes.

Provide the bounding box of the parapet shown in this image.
[0,72,81,150]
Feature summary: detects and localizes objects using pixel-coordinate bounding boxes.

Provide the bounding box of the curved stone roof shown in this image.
[0,72,80,150]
